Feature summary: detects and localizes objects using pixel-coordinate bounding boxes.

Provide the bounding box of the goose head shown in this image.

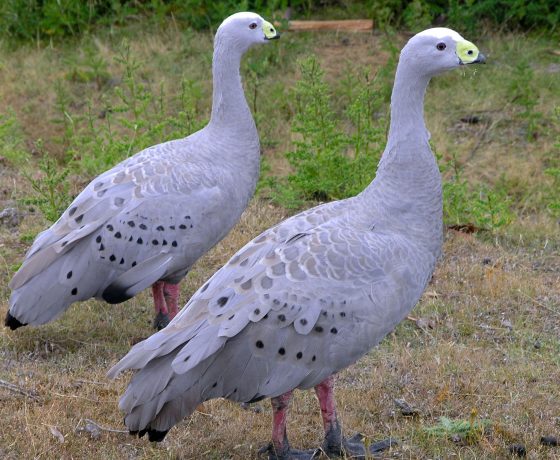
[399,27,486,77]
[216,12,280,53]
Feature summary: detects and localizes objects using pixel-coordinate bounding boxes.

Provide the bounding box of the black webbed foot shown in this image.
[322,421,397,458]
[240,401,264,413]
[338,433,397,458]
[153,311,170,330]
[258,442,319,460]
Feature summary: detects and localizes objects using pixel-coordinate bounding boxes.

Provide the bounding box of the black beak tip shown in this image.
[474,52,487,64]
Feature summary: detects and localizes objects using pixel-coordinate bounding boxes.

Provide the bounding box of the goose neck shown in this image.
[386,63,430,148]
[208,34,254,132]
[357,59,442,253]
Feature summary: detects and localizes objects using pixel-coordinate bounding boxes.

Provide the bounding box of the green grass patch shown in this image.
[424,415,492,444]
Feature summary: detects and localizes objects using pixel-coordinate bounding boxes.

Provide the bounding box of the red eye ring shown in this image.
[436,42,446,51]
[249,22,257,30]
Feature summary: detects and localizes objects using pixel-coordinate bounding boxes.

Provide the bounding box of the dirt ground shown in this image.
[1,26,559,459]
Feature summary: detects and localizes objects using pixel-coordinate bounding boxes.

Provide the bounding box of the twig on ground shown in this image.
[53,392,100,403]
[518,290,560,317]
[449,392,509,399]
[75,418,128,439]
[74,379,107,386]
[82,418,129,433]
[0,379,39,400]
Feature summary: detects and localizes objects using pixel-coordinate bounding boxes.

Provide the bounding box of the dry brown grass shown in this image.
[1,25,559,459]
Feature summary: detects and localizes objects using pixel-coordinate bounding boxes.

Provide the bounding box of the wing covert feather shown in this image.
[110,198,434,393]
[10,139,225,290]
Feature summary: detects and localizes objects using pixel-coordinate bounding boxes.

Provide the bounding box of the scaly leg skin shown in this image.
[258,391,319,460]
[315,375,398,459]
[163,282,180,319]
[152,281,170,330]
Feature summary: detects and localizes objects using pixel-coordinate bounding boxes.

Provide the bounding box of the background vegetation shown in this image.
[1,0,559,43]
[0,1,559,459]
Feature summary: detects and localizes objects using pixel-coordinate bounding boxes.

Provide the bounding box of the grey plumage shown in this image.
[6,13,280,328]
[110,196,436,432]
[109,27,486,446]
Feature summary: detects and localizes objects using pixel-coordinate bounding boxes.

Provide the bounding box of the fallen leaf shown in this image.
[196,403,210,414]
[77,421,101,439]
[49,426,64,443]
[447,223,480,234]
[393,398,420,417]
[501,318,513,330]
[435,384,450,403]
[415,317,436,330]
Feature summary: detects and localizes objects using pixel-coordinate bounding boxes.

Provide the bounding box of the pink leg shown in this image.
[271,391,293,454]
[151,281,168,315]
[314,375,338,433]
[163,282,180,319]
[314,375,397,456]
[152,281,171,330]
[261,391,317,459]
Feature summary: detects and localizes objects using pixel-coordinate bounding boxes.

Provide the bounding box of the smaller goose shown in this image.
[109,28,485,458]
[5,12,280,332]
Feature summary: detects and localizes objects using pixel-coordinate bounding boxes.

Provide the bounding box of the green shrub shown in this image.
[0,110,29,167]
[58,40,206,177]
[544,168,560,217]
[22,149,71,222]
[543,107,560,217]
[1,1,558,45]
[371,0,560,34]
[264,55,387,208]
[0,111,70,220]
[440,152,514,231]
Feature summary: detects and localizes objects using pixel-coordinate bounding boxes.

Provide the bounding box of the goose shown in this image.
[108,28,486,458]
[5,12,280,332]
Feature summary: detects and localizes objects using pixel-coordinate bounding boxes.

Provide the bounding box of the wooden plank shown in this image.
[285,20,373,32]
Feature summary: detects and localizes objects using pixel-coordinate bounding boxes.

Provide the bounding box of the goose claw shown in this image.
[153,311,170,330]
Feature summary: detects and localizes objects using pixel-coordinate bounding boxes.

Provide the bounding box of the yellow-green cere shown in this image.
[262,20,278,39]
[456,40,480,64]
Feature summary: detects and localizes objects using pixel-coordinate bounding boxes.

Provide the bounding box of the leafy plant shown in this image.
[2,0,559,45]
[440,152,514,231]
[371,0,560,34]
[542,106,560,217]
[402,0,432,31]
[507,58,544,140]
[22,149,71,222]
[0,110,29,167]
[58,40,206,177]
[65,45,111,90]
[544,167,560,216]
[265,55,388,208]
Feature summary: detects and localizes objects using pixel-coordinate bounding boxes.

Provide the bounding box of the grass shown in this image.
[1,18,559,460]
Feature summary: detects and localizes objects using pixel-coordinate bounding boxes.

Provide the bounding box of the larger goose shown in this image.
[5,12,279,331]
[109,28,485,458]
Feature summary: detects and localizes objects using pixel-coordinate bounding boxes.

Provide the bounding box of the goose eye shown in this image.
[249,22,257,30]
[436,42,446,51]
